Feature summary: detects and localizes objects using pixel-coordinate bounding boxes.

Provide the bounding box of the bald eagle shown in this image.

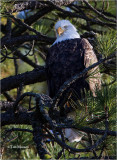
[46,20,101,142]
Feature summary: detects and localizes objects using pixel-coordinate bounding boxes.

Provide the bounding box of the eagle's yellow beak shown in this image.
[57,27,64,36]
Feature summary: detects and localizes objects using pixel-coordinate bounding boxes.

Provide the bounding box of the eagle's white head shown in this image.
[53,20,80,45]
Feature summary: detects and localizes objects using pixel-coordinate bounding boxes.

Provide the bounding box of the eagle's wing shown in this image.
[81,38,101,97]
[64,39,102,143]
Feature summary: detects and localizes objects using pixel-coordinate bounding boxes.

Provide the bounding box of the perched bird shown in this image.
[46,20,101,142]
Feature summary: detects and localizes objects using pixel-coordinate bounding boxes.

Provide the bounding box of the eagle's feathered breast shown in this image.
[46,38,91,98]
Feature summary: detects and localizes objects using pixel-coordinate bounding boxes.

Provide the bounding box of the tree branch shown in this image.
[55,5,116,28]
[3,92,15,102]
[32,117,51,159]
[12,1,48,12]
[1,67,47,93]
[5,127,33,133]
[83,0,116,23]
[11,0,75,12]
[12,6,54,37]
[9,14,45,36]
[1,110,32,126]
[0,101,23,111]
[1,34,55,48]
[56,123,116,137]
[16,51,40,68]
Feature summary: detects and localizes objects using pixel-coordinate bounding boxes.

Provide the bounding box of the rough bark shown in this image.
[1,67,47,93]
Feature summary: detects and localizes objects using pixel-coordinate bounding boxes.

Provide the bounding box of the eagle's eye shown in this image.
[64,25,67,29]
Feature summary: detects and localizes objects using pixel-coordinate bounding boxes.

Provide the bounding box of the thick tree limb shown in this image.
[0,101,24,111]
[1,67,47,93]
[46,0,75,6]
[12,1,48,12]
[1,34,54,48]
[12,0,75,12]
[1,110,32,126]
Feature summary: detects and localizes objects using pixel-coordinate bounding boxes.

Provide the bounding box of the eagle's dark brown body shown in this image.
[46,38,101,99]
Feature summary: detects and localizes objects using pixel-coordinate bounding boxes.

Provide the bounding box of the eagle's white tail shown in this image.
[65,128,83,142]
